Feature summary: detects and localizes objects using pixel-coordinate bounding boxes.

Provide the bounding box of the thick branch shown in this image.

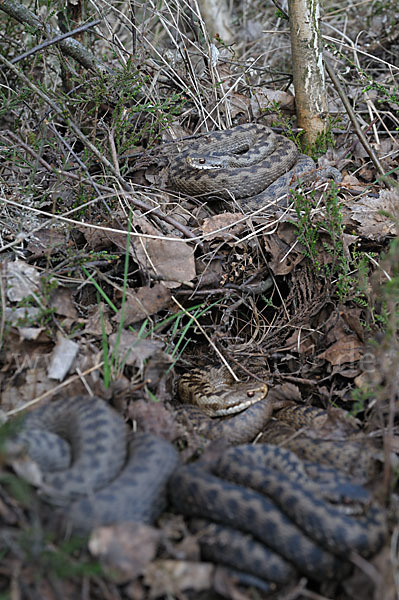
[288,0,328,144]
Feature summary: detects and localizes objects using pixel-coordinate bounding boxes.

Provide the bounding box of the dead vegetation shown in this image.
[0,0,399,598]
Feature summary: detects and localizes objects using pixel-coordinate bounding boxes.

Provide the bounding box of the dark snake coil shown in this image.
[6,395,386,590]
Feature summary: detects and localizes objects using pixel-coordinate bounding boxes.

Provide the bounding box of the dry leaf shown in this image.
[263,228,305,275]
[6,260,41,301]
[345,189,399,240]
[108,331,164,370]
[83,303,113,336]
[317,333,363,366]
[201,213,246,241]
[49,288,78,319]
[26,228,66,259]
[133,237,196,288]
[250,89,295,117]
[47,334,79,380]
[127,399,177,441]
[228,92,251,118]
[4,306,45,340]
[89,523,161,584]
[144,559,214,597]
[113,283,171,324]
[1,367,54,412]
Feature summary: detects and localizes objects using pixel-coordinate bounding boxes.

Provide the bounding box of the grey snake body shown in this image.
[169,123,342,211]
[7,391,386,589]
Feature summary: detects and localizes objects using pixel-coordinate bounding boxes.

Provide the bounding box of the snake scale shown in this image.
[6,369,386,591]
[169,123,342,210]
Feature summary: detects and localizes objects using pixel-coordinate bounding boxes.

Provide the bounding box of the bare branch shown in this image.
[0,0,108,73]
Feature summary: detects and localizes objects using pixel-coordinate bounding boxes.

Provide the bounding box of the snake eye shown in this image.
[247,390,255,397]
[198,158,206,164]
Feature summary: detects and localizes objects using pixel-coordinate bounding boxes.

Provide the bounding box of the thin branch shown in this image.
[0,0,108,73]
[0,60,197,241]
[11,19,101,64]
[324,57,387,179]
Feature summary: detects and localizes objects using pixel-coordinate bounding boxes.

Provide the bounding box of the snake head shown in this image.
[203,381,269,417]
[186,153,232,170]
[178,368,268,417]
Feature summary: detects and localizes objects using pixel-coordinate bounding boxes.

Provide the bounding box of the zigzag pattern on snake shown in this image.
[169,123,342,211]
[6,373,386,590]
[177,369,379,482]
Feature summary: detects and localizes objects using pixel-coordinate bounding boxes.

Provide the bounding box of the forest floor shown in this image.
[0,0,398,599]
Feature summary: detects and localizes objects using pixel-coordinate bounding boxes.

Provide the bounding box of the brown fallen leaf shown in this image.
[250,89,295,116]
[316,309,364,366]
[5,260,41,302]
[201,213,246,241]
[341,173,367,193]
[83,303,113,336]
[113,283,171,325]
[26,228,66,259]
[108,331,165,371]
[344,189,399,240]
[49,288,78,319]
[127,399,178,442]
[144,559,214,598]
[263,228,305,275]
[133,236,196,288]
[1,366,53,412]
[89,522,161,584]
[317,334,363,366]
[266,383,302,404]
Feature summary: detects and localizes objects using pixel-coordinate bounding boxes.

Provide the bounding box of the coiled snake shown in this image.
[6,374,386,590]
[169,123,342,210]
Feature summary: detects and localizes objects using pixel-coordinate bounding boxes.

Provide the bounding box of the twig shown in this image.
[6,362,104,416]
[0,0,108,74]
[0,122,196,242]
[324,58,388,180]
[11,20,101,64]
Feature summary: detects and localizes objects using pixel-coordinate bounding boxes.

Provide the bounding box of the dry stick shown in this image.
[0,0,108,74]
[171,295,240,382]
[6,362,104,416]
[11,20,101,64]
[324,58,387,180]
[0,60,196,241]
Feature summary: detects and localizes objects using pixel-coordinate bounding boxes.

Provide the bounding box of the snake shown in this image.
[176,368,293,444]
[7,396,179,531]
[176,371,380,482]
[169,445,386,584]
[5,379,386,590]
[169,123,342,211]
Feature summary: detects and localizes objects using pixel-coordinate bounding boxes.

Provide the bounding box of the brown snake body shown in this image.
[169,123,342,210]
[177,373,379,482]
